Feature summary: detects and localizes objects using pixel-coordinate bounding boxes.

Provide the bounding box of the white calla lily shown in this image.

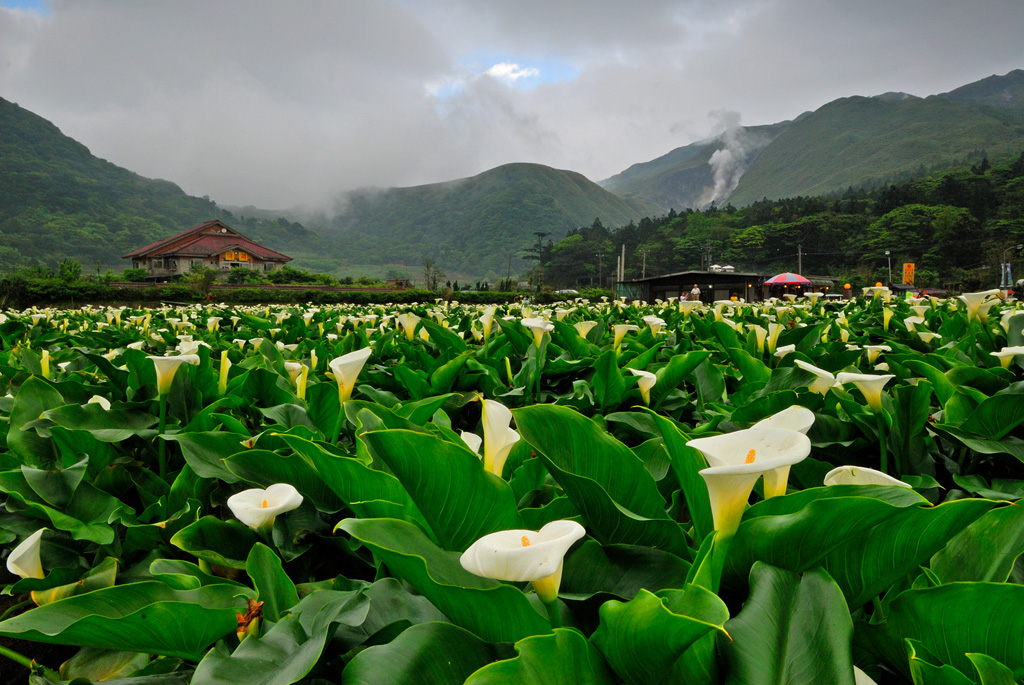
[227,483,303,529]
[574,320,598,338]
[521,318,554,348]
[688,427,811,533]
[459,520,586,604]
[87,395,111,411]
[823,465,911,488]
[629,368,657,405]
[480,399,520,478]
[329,347,372,404]
[6,528,46,579]
[835,372,894,413]
[991,346,1024,368]
[613,324,638,350]
[794,359,836,395]
[148,354,201,395]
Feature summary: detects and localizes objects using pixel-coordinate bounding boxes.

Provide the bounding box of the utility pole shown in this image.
[797,244,802,275]
[885,250,891,285]
[598,252,603,289]
[642,249,648,278]
[620,244,626,281]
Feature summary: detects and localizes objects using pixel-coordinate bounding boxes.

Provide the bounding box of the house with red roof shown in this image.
[123,220,292,279]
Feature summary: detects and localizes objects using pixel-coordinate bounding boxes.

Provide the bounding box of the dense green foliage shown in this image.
[1,293,1024,682]
[543,153,1024,291]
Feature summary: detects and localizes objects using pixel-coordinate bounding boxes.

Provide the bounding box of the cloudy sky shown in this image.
[1,0,1022,209]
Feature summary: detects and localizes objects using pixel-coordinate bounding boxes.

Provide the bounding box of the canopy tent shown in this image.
[764,272,811,285]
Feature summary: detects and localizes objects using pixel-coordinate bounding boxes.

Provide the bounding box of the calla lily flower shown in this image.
[206,317,222,333]
[481,399,520,477]
[959,289,1001,323]
[284,361,303,386]
[991,346,1024,368]
[794,359,836,395]
[773,344,795,359]
[613,324,639,350]
[87,395,111,411]
[459,430,483,454]
[629,368,657,405]
[521,318,554,348]
[752,405,815,435]
[642,315,666,335]
[6,528,46,579]
[479,306,497,342]
[864,345,891,365]
[396,312,420,341]
[835,372,894,413]
[749,324,767,353]
[459,520,586,604]
[689,427,811,534]
[882,307,894,330]
[574,320,598,338]
[823,465,911,488]
[917,331,941,344]
[904,316,925,332]
[148,354,201,395]
[329,347,372,404]
[678,300,701,315]
[227,483,303,529]
[766,322,783,354]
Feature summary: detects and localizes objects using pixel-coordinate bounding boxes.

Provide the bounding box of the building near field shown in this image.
[123,220,291,279]
[618,269,764,303]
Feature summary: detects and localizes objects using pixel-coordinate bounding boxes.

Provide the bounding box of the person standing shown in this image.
[690,284,701,302]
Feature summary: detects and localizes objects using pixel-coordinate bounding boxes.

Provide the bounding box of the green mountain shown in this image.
[600,121,794,212]
[727,89,1024,206]
[0,97,329,273]
[605,70,1024,211]
[321,163,658,280]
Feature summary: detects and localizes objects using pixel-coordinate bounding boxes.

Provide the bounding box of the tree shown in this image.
[422,259,446,291]
[57,259,82,283]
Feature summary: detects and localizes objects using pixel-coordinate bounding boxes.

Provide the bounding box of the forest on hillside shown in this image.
[537,153,1024,293]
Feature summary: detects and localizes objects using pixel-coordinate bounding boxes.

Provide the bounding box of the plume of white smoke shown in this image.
[699,110,765,207]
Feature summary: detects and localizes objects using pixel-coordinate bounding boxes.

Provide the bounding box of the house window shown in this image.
[153,258,163,268]
[168,259,178,270]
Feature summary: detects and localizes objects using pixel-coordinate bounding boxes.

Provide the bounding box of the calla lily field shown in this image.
[1,290,1024,683]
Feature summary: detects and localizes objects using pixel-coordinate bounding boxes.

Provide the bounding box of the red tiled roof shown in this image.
[153,234,291,261]
[122,220,290,261]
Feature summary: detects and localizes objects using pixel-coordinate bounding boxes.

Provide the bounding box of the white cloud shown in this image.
[1,0,1022,209]
[485,62,540,82]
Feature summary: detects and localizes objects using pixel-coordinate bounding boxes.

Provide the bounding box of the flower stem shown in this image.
[331,400,345,446]
[543,600,562,629]
[0,644,61,681]
[875,411,889,475]
[157,393,168,480]
[0,598,32,621]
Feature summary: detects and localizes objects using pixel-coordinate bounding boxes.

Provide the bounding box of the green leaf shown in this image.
[861,583,1024,679]
[246,543,299,622]
[592,349,626,411]
[344,621,499,685]
[224,448,345,513]
[0,471,129,544]
[966,653,1017,685]
[336,518,550,644]
[725,487,994,607]
[906,638,976,685]
[161,432,244,482]
[273,433,427,526]
[0,582,251,660]
[193,588,371,685]
[651,351,711,408]
[42,403,158,442]
[724,563,855,685]
[930,504,1024,583]
[465,628,615,684]
[514,405,669,521]
[641,409,714,543]
[561,540,691,601]
[20,456,87,508]
[59,648,152,682]
[960,393,1024,440]
[8,375,64,467]
[170,516,258,569]
[591,586,728,685]
[360,430,522,551]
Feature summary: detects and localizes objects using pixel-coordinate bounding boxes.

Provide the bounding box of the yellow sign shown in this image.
[903,263,915,285]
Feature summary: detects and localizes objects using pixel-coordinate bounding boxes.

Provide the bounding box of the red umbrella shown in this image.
[764,272,811,285]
